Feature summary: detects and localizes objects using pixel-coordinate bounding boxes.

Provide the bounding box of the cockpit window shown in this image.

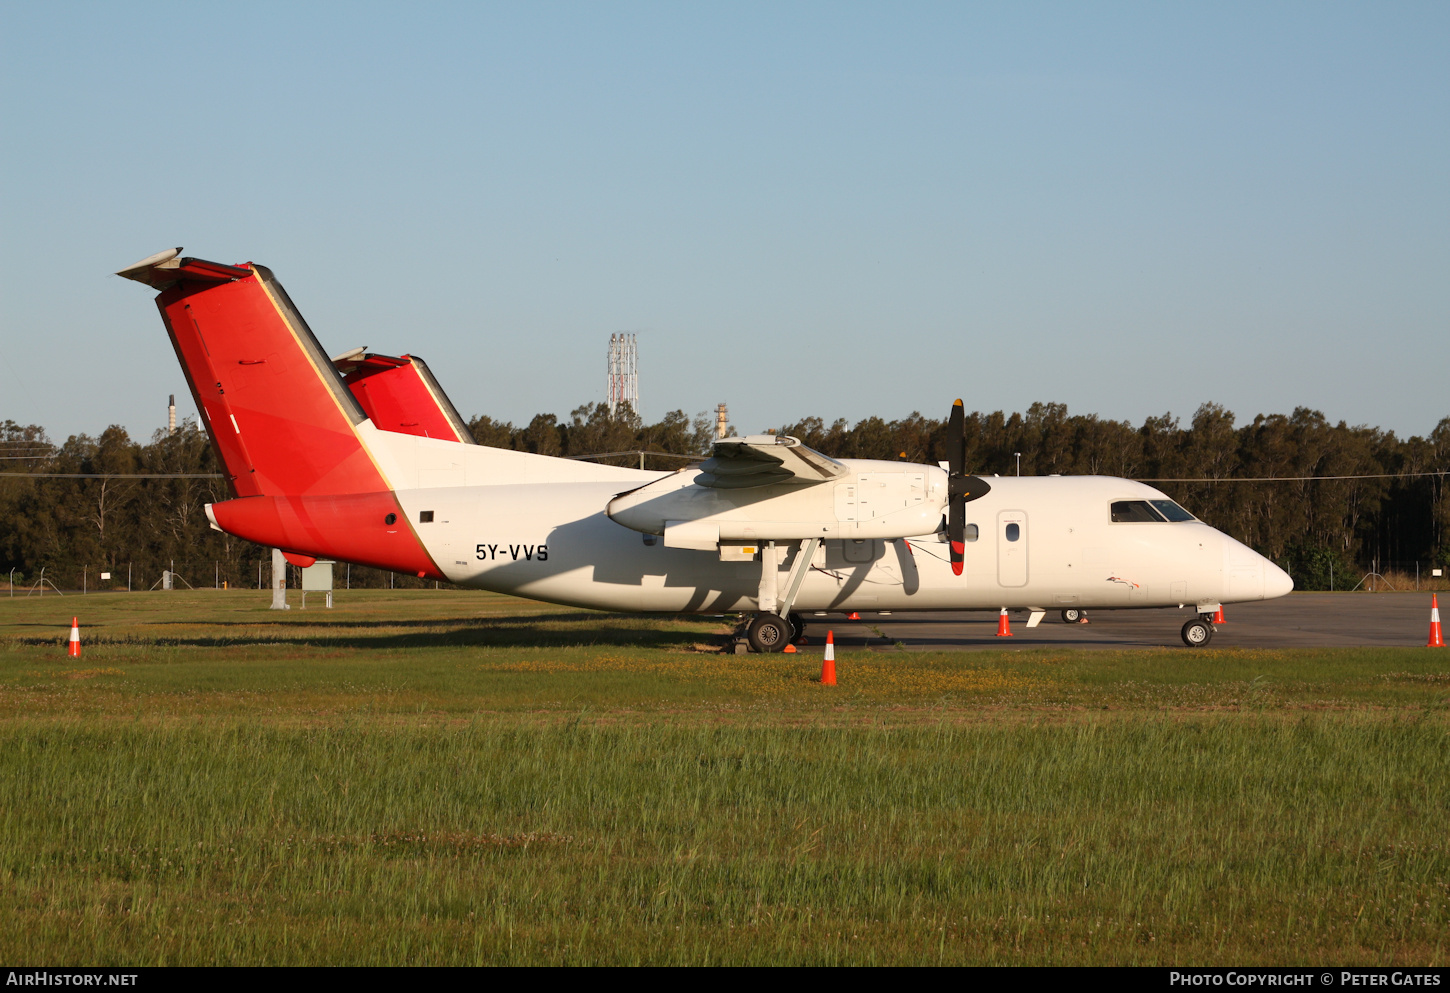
[1149,499,1195,522]
[1111,499,1196,523]
[1111,500,1166,523]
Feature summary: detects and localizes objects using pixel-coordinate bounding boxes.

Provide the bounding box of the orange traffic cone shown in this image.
[995,607,1013,637]
[67,617,81,658]
[783,644,797,654]
[1429,595,1445,648]
[847,611,861,621]
[1213,606,1226,624]
[821,631,836,685]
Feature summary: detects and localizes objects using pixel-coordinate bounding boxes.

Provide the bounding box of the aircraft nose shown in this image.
[1264,558,1293,599]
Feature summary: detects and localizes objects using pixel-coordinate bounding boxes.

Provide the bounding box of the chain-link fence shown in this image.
[1,559,457,595]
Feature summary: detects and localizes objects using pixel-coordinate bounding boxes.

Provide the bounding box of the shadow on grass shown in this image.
[15,612,613,631]
[10,614,732,652]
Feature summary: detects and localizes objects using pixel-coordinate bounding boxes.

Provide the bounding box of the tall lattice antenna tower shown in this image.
[606,333,638,419]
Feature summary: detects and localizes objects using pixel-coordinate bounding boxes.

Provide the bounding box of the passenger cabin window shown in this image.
[419,511,434,523]
[1005,523,1020,541]
[1111,500,1165,523]
[964,524,979,542]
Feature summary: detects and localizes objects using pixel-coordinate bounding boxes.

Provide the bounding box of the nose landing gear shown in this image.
[1181,617,1214,647]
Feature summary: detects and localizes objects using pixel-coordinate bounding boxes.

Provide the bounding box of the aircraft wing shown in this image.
[695,435,848,489]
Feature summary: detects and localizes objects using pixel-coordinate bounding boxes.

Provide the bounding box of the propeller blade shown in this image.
[947,399,966,575]
[949,497,965,576]
[947,399,965,477]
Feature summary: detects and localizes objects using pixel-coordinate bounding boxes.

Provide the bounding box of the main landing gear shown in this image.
[744,538,822,652]
[747,613,793,652]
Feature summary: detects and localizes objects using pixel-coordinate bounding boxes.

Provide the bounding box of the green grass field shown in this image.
[1,590,1446,965]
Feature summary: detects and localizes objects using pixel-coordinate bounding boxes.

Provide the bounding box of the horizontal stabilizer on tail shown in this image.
[117,248,251,291]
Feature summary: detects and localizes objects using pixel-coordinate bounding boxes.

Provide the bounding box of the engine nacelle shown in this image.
[606,460,948,549]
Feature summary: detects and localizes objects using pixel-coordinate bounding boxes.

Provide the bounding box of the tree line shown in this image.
[2,401,1446,593]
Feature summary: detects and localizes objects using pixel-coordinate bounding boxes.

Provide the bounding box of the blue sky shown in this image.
[2,2,1446,444]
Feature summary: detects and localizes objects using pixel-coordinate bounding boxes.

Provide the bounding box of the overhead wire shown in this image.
[1136,470,1449,482]
[0,472,223,479]
[0,466,1444,482]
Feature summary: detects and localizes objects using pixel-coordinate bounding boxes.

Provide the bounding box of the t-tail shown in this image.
[117,248,445,578]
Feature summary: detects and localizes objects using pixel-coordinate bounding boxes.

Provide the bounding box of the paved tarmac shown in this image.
[794,592,1445,651]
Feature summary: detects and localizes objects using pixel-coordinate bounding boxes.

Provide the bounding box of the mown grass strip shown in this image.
[0,591,1446,963]
[1,718,1447,964]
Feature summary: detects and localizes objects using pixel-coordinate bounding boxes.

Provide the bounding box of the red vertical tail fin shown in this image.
[120,249,444,579]
[119,250,390,498]
[334,352,476,444]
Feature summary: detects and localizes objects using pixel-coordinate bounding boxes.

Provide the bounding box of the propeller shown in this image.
[945,399,990,576]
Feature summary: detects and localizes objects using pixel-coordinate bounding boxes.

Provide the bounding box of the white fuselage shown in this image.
[365,430,1292,614]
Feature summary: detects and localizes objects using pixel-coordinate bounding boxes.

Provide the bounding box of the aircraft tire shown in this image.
[747,614,792,653]
[1181,618,1213,648]
[1060,608,1083,624]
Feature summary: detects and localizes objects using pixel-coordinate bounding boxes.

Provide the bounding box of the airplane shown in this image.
[117,248,1293,651]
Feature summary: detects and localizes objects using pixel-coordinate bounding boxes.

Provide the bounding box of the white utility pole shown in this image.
[270,547,289,609]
